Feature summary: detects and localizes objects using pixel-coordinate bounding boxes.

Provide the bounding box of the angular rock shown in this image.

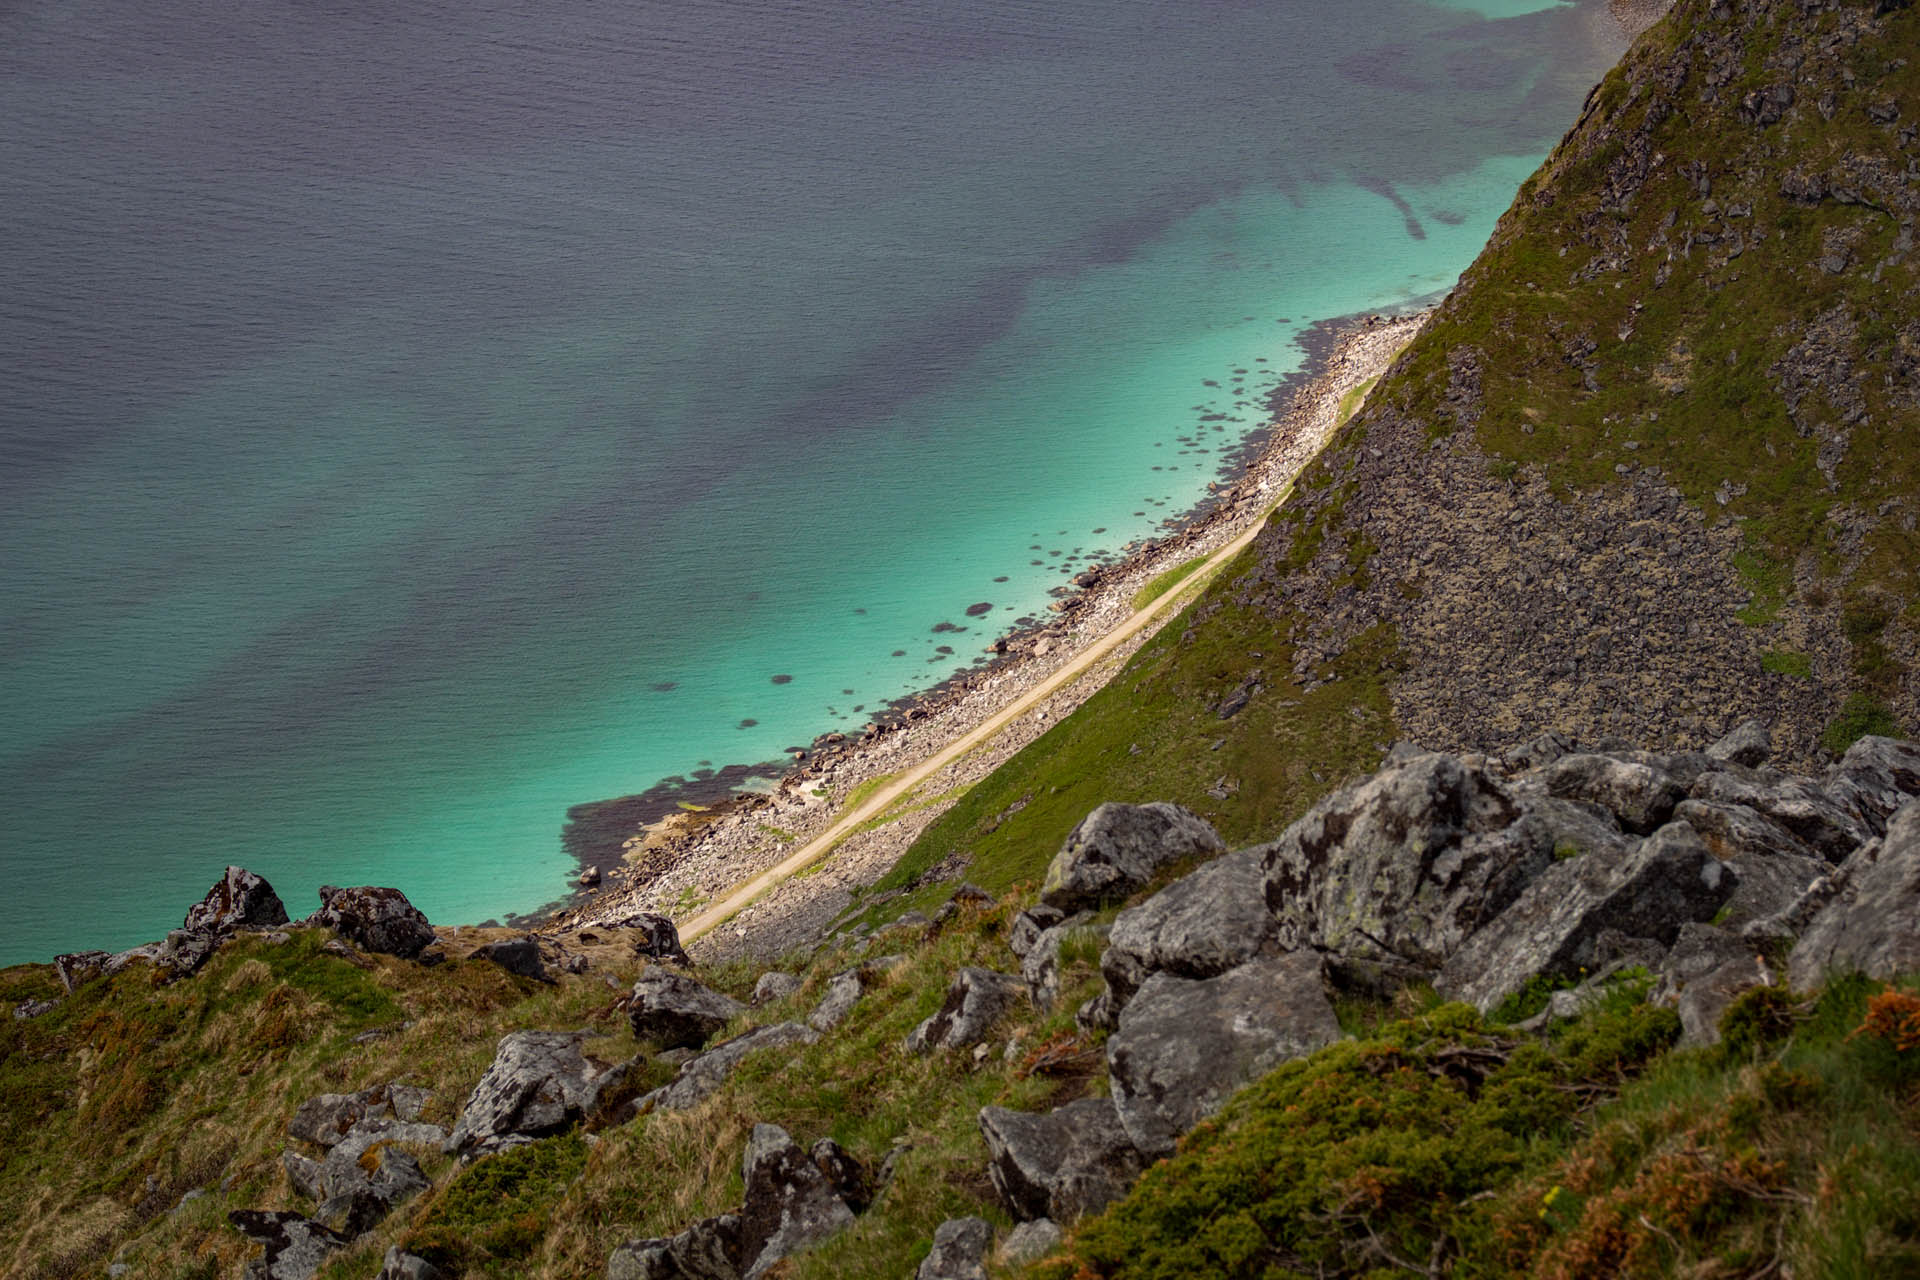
[305,886,436,959]
[1040,802,1225,913]
[630,968,747,1050]
[283,1151,324,1201]
[446,1030,626,1156]
[999,1217,1062,1267]
[606,1214,743,1280]
[1106,952,1343,1158]
[646,1022,820,1113]
[1790,801,1920,989]
[807,971,864,1033]
[375,1248,448,1280]
[1706,720,1773,768]
[980,1096,1146,1224]
[1656,923,1771,1047]
[1021,915,1099,1012]
[1103,847,1276,1011]
[810,1137,872,1214]
[906,967,1026,1053]
[1690,772,1870,861]
[916,1216,992,1280]
[1008,906,1067,959]
[610,912,692,964]
[290,1084,402,1148]
[752,972,802,1006]
[1539,753,1688,834]
[229,1210,351,1280]
[1436,822,1739,1013]
[1674,799,1820,863]
[1501,729,1574,773]
[471,935,550,982]
[52,950,111,994]
[184,866,290,934]
[1824,735,1920,835]
[1262,753,1557,971]
[737,1123,857,1279]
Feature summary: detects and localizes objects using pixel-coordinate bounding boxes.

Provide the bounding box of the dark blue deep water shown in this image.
[0,0,1621,963]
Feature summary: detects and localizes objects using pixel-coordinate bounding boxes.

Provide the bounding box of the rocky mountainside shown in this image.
[889,0,1918,895]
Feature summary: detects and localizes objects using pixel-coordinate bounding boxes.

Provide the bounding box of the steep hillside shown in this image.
[884,0,1918,905]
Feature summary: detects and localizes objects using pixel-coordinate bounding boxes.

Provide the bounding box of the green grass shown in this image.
[1131,554,1210,611]
[1763,649,1815,678]
[1822,693,1902,756]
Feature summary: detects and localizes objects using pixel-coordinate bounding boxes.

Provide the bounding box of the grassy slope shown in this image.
[884,0,1919,907]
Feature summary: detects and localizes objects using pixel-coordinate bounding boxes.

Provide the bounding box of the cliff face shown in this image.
[894,0,1919,888]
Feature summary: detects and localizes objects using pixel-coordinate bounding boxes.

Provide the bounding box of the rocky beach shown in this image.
[555,310,1431,962]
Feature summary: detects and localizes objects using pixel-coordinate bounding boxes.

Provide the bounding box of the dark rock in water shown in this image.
[1690,771,1871,861]
[1437,821,1739,1013]
[1824,736,1920,835]
[375,1248,448,1280]
[305,886,436,959]
[1040,802,1225,913]
[644,1022,820,1114]
[1103,847,1276,1011]
[1706,719,1773,768]
[228,1209,351,1280]
[1790,800,1920,989]
[906,967,1026,1053]
[770,673,792,684]
[630,968,746,1050]
[472,935,551,982]
[979,1096,1146,1224]
[1262,753,1555,972]
[1106,952,1343,1159]
[1539,753,1688,835]
[445,1030,629,1157]
[965,602,994,617]
[916,1216,993,1280]
[184,866,289,934]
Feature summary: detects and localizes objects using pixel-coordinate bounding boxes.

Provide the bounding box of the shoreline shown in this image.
[545,304,1432,956]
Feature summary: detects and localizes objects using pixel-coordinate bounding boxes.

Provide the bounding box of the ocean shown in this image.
[0,0,1620,965]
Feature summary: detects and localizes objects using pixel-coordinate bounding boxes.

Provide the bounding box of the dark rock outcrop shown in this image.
[446,1030,628,1157]
[1824,736,1920,835]
[1689,772,1870,862]
[1040,803,1224,912]
[1105,952,1344,1159]
[305,886,437,959]
[471,935,550,982]
[229,1209,351,1280]
[1437,821,1738,1012]
[1102,849,1276,1010]
[184,866,289,934]
[1789,801,1920,988]
[629,968,747,1050]
[1538,753,1688,835]
[916,1216,993,1280]
[980,1096,1146,1224]
[1655,923,1771,1046]
[905,967,1026,1053]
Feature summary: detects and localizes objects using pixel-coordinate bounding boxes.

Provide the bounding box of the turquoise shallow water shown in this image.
[0,0,1621,965]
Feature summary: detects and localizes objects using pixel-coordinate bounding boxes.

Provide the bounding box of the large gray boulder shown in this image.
[1436,821,1739,1013]
[1824,736,1920,835]
[445,1031,626,1157]
[1706,720,1773,768]
[1102,848,1275,1012]
[1789,801,1920,989]
[229,1210,351,1280]
[1040,803,1224,913]
[916,1216,993,1280]
[630,968,747,1050]
[1105,952,1343,1159]
[471,935,550,982]
[645,1022,820,1113]
[1537,753,1688,835]
[1690,772,1870,862]
[305,886,437,959]
[289,1082,430,1148]
[905,968,1026,1053]
[1655,924,1771,1047]
[1673,799,1820,864]
[1262,753,1558,972]
[184,866,289,934]
[607,1215,743,1280]
[979,1096,1146,1224]
[736,1124,858,1279]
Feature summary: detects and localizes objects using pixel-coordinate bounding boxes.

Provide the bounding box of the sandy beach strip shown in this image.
[551,308,1429,961]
